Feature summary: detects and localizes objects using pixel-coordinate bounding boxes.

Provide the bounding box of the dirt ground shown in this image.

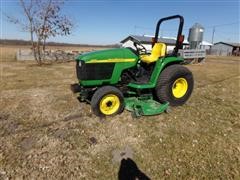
[0,50,239,179]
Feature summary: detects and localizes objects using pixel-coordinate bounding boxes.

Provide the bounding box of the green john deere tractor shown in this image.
[71,15,194,117]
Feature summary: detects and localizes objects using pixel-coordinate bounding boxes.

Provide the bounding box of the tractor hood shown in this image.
[76,48,138,63]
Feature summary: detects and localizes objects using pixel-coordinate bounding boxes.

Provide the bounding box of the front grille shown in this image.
[76,60,115,80]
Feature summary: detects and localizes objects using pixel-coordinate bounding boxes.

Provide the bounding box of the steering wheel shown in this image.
[132,39,147,55]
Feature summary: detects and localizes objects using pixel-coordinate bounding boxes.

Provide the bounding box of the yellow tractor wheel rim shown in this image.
[172,78,188,98]
[99,94,120,115]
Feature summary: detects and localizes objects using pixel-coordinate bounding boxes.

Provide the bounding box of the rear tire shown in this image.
[155,64,194,106]
[91,86,124,117]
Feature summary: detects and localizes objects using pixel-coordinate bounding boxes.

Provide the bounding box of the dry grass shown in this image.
[0,47,240,179]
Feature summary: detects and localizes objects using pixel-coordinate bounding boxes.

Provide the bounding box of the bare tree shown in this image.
[7,0,73,65]
[7,0,38,61]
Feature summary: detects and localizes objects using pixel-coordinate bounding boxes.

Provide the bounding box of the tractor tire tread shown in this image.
[91,86,124,117]
[155,64,194,106]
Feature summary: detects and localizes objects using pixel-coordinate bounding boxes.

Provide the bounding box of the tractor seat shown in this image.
[140,43,166,64]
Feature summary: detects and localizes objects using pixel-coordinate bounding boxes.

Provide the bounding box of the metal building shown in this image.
[120,35,189,53]
[211,42,240,56]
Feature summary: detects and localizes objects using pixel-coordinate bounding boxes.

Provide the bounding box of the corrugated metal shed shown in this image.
[214,41,240,47]
[214,42,240,47]
[211,42,240,56]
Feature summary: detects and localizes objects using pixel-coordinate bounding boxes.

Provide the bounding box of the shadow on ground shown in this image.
[118,158,150,180]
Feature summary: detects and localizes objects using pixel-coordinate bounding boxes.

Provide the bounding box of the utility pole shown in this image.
[210,26,216,55]
[211,27,215,44]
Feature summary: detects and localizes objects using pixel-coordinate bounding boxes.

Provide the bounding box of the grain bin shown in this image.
[188,23,204,49]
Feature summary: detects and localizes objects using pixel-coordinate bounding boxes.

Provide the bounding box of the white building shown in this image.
[120,35,212,53]
[200,41,213,50]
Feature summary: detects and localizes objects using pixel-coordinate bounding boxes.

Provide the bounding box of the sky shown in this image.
[0,0,239,45]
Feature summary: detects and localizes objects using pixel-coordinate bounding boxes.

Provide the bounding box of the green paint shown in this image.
[76,48,183,88]
[127,56,183,89]
[75,48,183,116]
[76,48,138,86]
[124,96,169,116]
[76,48,138,62]
[79,61,137,86]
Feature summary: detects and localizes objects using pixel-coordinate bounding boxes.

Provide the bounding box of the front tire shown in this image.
[155,64,194,106]
[91,86,124,117]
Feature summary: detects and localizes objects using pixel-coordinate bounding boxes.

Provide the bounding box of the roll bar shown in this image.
[153,15,184,56]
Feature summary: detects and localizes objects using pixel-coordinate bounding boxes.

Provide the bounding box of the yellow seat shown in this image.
[140,43,166,64]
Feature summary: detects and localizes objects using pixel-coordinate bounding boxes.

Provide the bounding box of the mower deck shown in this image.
[124,96,169,117]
